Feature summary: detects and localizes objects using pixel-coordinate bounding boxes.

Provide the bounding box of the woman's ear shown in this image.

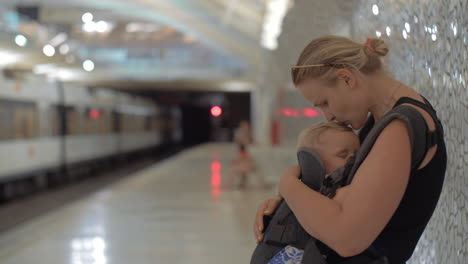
[336,69,357,89]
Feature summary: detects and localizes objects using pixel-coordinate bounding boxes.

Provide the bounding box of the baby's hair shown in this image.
[297,121,353,150]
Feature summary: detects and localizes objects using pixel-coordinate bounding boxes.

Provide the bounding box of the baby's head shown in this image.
[297,121,360,174]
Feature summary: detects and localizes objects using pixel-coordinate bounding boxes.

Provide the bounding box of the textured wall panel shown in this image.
[351,1,467,263]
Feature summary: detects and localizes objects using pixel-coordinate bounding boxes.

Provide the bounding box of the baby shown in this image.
[252,121,361,264]
[296,121,360,175]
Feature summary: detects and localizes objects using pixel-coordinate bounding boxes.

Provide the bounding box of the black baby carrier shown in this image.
[250,104,437,264]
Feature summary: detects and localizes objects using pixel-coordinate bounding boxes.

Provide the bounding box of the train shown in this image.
[0,73,181,201]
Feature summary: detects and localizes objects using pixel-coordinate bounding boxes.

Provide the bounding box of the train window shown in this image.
[0,100,14,140]
[12,101,38,139]
[137,116,146,132]
[65,107,82,135]
[145,116,151,131]
[48,106,61,137]
[0,100,38,140]
[99,111,111,134]
[90,108,112,134]
[22,104,38,138]
[85,108,105,134]
[112,111,120,133]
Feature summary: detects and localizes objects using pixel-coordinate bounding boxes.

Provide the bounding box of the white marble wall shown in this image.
[351,1,467,263]
[258,0,467,263]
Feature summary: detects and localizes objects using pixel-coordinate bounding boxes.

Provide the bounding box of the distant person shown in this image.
[225,120,267,189]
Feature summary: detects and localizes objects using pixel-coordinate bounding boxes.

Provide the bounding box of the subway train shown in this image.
[0,74,181,201]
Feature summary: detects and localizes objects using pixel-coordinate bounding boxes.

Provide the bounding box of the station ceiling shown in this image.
[0,0,353,92]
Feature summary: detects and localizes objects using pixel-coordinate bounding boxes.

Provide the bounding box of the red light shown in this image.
[89,109,100,119]
[282,108,292,116]
[210,106,222,117]
[211,161,222,187]
[303,108,320,118]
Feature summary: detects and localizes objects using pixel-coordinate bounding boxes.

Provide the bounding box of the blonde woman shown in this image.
[253,36,447,263]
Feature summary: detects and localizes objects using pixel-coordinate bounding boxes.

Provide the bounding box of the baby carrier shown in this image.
[250,104,437,264]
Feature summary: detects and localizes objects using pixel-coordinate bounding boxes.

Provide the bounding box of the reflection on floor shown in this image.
[0,143,276,264]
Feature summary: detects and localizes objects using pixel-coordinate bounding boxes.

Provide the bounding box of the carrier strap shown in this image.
[345,104,435,186]
[393,96,440,150]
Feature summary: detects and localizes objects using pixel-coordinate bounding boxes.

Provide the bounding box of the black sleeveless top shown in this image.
[324,96,447,264]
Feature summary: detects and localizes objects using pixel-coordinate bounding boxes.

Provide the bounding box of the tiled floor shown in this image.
[0,144,276,264]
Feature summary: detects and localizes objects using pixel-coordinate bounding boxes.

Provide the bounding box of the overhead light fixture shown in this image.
[125,22,162,33]
[0,49,22,66]
[83,59,95,72]
[82,12,93,23]
[96,21,109,33]
[375,31,382,38]
[15,34,28,47]
[82,21,96,32]
[43,44,55,57]
[33,64,57,75]
[261,0,291,50]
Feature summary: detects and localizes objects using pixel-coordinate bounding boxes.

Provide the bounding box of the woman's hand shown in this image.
[253,165,301,243]
[278,165,301,197]
[253,195,283,243]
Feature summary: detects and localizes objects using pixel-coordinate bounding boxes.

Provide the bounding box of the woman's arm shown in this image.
[279,119,411,257]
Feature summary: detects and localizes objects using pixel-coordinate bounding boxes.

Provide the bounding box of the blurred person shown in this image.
[225,120,268,189]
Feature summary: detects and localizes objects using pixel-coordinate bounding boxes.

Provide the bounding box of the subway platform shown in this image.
[0,143,297,264]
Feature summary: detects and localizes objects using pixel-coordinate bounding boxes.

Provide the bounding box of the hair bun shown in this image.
[367,38,389,57]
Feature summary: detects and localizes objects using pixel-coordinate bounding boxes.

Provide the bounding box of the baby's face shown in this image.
[314,130,360,174]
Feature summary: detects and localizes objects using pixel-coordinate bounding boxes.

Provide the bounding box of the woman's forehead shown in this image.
[298,80,325,102]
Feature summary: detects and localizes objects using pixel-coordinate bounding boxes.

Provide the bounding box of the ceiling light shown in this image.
[96,21,109,33]
[261,0,291,50]
[375,31,382,38]
[82,21,96,32]
[15,34,27,47]
[386,26,391,36]
[83,59,95,72]
[82,12,93,23]
[43,45,55,57]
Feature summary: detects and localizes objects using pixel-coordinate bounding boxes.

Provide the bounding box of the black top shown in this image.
[324,96,447,264]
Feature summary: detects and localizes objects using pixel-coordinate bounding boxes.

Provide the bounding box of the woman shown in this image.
[253,36,447,263]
